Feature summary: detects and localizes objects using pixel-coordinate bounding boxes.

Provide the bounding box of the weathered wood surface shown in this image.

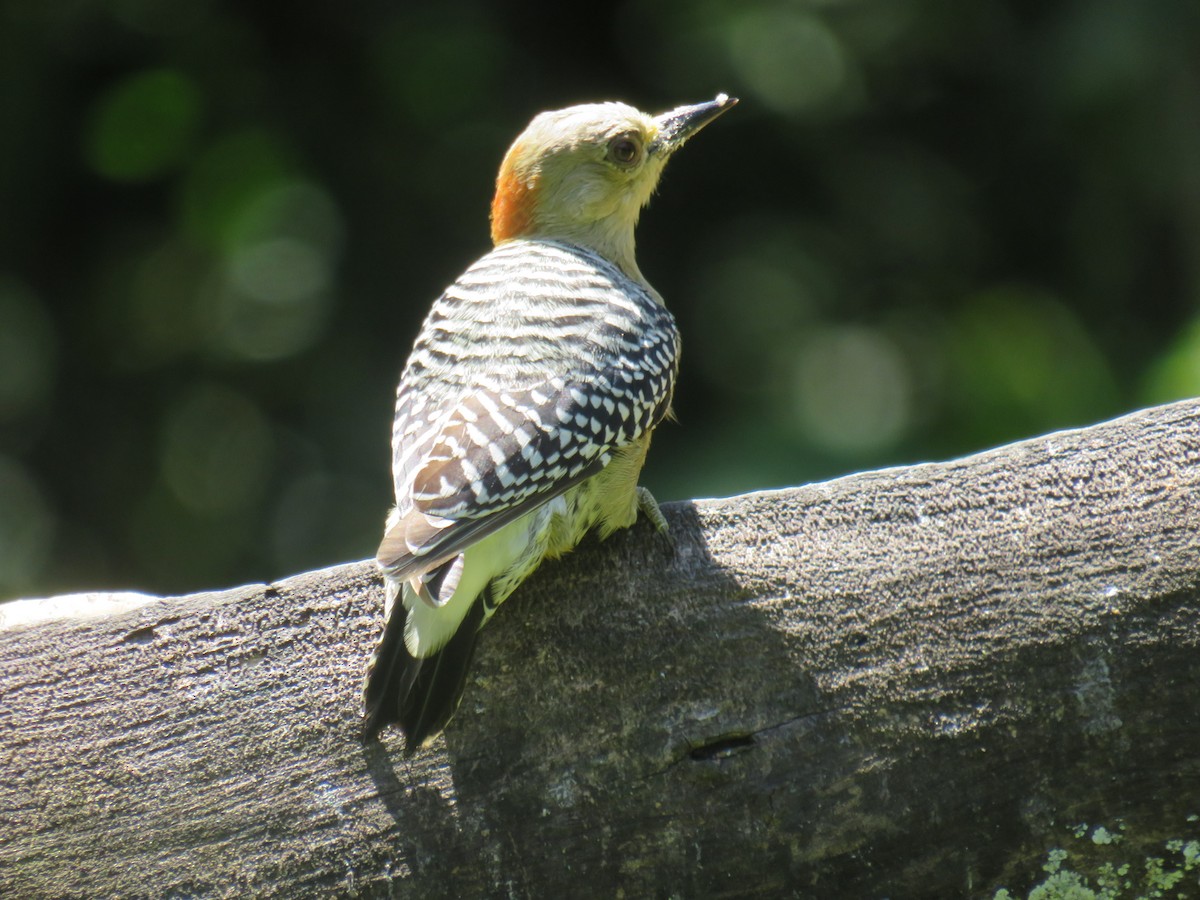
[2,399,1199,899]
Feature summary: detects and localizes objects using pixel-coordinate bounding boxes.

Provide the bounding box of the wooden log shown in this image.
[2,399,1199,898]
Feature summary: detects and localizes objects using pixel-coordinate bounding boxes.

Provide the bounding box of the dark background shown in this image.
[2,0,1198,600]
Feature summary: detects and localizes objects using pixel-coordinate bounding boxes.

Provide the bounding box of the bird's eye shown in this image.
[607,135,642,166]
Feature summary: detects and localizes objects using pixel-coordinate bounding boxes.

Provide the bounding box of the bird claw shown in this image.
[636,486,671,537]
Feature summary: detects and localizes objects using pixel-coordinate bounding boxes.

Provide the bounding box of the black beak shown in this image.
[649,93,738,155]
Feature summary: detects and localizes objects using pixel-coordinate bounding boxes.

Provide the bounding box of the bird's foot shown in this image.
[636,486,670,536]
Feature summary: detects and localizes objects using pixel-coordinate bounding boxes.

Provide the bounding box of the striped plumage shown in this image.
[363,96,736,750]
[391,240,678,528]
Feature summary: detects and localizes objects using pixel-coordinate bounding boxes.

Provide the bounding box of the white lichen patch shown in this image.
[546,772,579,809]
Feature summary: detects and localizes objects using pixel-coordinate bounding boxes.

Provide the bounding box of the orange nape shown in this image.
[490,145,539,245]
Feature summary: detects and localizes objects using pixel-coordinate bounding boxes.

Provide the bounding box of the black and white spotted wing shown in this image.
[377,238,679,575]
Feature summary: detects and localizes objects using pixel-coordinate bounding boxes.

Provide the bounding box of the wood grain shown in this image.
[3,400,1199,898]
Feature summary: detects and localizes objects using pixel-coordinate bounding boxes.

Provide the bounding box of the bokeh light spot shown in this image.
[228,237,331,305]
[1046,1,1158,113]
[1142,315,1200,405]
[230,181,345,254]
[180,130,300,252]
[792,326,913,454]
[209,262,331,362]
[949,286,1118,441]
[728,10,849,114]
[691,219,833,395]
[85,68,202,181]
[159,383,274,515]
[198,180,343,362]
[118,239,209,367]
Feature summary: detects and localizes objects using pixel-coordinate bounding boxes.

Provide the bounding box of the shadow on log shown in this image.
[2,400,1199,898]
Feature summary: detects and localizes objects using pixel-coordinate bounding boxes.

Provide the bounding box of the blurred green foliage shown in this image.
[0,0,1198,599]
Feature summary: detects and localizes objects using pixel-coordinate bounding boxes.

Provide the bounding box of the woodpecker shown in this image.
[362,94,737,749]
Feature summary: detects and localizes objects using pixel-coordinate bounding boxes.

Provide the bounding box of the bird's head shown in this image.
[490,94,737,274]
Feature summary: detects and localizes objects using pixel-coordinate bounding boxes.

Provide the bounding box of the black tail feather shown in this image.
[362,586,488,753]
[361,586,415,743]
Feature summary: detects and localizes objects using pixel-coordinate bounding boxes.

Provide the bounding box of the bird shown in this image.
[362,94,737,750]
